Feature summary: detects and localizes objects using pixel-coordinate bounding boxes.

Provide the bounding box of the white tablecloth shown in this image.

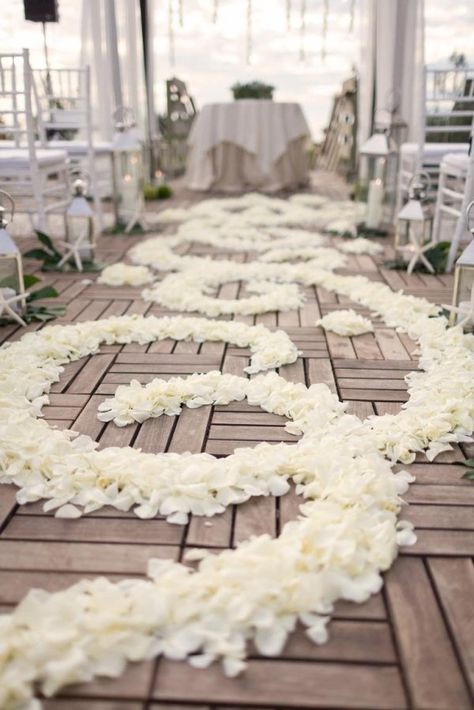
[185,100,312,192]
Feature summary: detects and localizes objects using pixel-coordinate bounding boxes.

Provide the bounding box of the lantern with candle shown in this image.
[62,170,96,265]
[446,201,474,330]
[359,128,397,231]
[395,172,434,273]
[112,107,145,233]
[0,190,27,326]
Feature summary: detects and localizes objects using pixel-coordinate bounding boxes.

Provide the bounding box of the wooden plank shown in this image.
[325,332,357,359]
[186,507,233,548]
[233,495,276,544]
[346,400,375,418]
[279,358,306,384]
[405,484,474,505]
[2,515,183,545]
[0,570,133,604]
[337,377,408,390]
[386,557,471,709]
[401,463,471,486]
[335,367,407,379]
[61,660,154,701]
[0,485,17,529]
[44,700,143,709]
[99,421,137,448]
[68,354,116,394]
[208,425,296,442]
[280,620,396,663]
[0,540,179,574]
[332,358,414,370]
[110,363,218,373]
[402,529,474,556]
[167,405,212,454]
[50,359,88,393]
[375,329,411,360]
[115,353,220,365]
[340,388,407,402]
[212,411,284,426]
[72,394,106,439]
[153,659,407,709]
[428,558,474,694]
[306,358,337,393]
[404,504,474,529]
[134,416,175,453]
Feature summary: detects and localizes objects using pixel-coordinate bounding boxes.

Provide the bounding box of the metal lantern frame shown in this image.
[112,106,145,233]
[395,172,433,251]
[0,190,27,323]
[448,200,474,329]
[359,127,398,228]
[63,169,96,265]
[395,172,435,275]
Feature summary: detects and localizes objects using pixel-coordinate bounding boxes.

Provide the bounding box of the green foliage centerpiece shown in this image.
[231,81,274,100]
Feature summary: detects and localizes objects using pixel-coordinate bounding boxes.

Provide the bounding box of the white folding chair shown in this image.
[435,150,474,271]
[396,66,474,214]
[0,49,70,231]
[33,66,114,232]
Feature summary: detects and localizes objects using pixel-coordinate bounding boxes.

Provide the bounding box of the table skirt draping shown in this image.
[186,138,309,193]
[184,100,311,192]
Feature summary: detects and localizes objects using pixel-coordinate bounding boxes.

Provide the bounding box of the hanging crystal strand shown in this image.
[179,0,184,27]
[349,0,355,31]
[168,0,175,66]
[213,0,219,23]
[286,0,292,30]
[321,0,329,61]
[299,0,306,62]
[246,0,252,64]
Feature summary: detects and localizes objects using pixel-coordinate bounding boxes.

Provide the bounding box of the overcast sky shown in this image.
[1,0,473,139]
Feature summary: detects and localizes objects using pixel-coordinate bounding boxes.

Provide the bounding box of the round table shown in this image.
[185,100,312,192]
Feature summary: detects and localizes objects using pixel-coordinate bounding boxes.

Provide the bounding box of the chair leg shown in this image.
[88,155,105,233]
[432,170,445,243]
[446,211,466,272]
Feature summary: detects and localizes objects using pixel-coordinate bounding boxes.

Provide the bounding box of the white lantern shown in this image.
[64,174,96,263]
[395,173,432,248]
[447,201,474,330]
[112,107,145,233]
[359,128,398,230]
[0,190,27,325]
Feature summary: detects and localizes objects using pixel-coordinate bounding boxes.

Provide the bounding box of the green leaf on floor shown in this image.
[384,241,451,275]
[27,286,59,302]
[461,458,474,481]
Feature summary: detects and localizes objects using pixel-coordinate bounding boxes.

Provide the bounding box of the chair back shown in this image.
[425,66,474,143]
[33,67,92,146]
[0,49,36,155]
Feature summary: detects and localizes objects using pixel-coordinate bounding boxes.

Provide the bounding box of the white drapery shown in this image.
[357,0,425,149]
[80,0,149,141]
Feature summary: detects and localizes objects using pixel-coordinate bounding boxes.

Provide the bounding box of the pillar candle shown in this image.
[366,178,384,229]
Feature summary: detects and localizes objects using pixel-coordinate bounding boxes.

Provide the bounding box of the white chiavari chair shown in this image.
[396,66,474,214]
[33,66,114,231]
[0,49,69,231]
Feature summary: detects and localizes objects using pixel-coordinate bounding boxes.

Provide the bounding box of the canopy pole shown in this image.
[140,0,158,180]
[104,0,123,112]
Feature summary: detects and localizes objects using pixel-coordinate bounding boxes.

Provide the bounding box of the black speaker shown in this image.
[24,0,59,23]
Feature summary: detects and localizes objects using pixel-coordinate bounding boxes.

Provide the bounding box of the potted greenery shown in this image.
[231,81,274,100]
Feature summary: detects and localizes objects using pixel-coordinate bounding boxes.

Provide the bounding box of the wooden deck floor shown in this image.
[0,195,473,710]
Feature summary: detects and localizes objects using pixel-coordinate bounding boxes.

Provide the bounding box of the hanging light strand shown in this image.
[179,0,184,27]
[286,0,292,30]
[299,0,306,62]
[321,0,329,61]
[213,0,219,23]
[168,0,175,66]
[246,0,252,64]
[349,0,356,32]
